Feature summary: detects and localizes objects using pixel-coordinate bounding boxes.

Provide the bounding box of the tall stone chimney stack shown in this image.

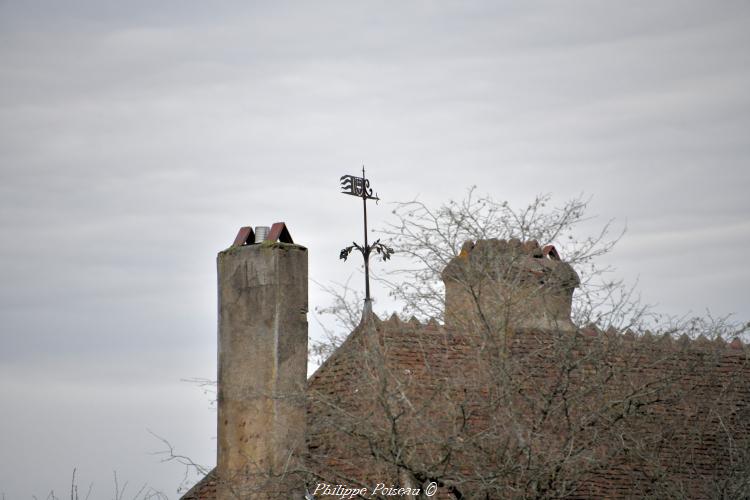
[216,223,307,499]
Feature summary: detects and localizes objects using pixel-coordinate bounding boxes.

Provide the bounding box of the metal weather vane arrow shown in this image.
[339,166,394,316]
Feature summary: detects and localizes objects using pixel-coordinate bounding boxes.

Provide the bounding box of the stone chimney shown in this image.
[442,238,579,335]
[216,223,307,499]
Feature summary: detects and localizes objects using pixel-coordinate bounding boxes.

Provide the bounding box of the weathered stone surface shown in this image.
[443,239,579,335]
[216,243,308,499]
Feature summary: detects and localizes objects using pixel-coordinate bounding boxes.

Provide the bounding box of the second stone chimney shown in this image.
[442,238,579,335]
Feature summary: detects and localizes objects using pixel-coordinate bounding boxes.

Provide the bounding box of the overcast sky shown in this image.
[1,1,749,498]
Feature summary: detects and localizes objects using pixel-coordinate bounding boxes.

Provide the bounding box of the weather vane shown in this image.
[339,166,394,317]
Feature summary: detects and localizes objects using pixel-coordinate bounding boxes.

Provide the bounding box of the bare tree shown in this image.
[314,190,642,350]
[31,469,167,500]
[307,189,750,499]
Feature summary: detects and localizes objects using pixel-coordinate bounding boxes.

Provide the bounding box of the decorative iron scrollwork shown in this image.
[340,174,379,200]
[338,167,393,312]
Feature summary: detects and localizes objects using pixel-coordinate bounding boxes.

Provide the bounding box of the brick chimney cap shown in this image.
[231,222,294,247]
[442,238,579,289]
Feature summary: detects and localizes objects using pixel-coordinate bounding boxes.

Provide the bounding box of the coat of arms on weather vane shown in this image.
[339,166,394,317]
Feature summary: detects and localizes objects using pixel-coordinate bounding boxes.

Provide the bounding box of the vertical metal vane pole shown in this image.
[361,167,370,304]
[339,167,394,318]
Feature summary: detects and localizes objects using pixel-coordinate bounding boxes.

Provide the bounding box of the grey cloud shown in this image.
[1,1,749,497]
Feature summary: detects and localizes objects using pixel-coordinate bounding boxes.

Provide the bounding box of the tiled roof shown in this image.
[180,468,216,500]
[183,314,750,499]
